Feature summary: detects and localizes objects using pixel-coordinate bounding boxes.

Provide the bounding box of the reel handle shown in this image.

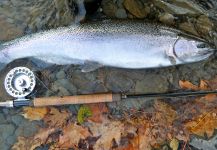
[33,93,121,107]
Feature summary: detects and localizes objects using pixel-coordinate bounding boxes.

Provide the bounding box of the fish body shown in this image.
[0,21,214,71]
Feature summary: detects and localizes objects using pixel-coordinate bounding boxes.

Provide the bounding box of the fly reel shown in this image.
[4,67,36,99]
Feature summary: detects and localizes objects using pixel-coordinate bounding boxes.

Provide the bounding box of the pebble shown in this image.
[124,0,148,18]
[196,15,214,35]
[6,135,17,146]
[56,70,66,79]
[52,79,77,95]
[159,13,174,25]
[101,0,118,17]
[115,8,127,19]
[15,120,39,137]
[135,74,169,93]
[106,71,134,93]
[11,115,24,126]
[0,124,16,139]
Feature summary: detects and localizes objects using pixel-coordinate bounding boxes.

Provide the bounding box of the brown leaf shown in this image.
[44,107,71,127]
[199,80,210,90]
[34,128,56,144]
[12,128,56,150]
[207,77,217,90]
[204,94,217,102]
[179,80,199,91]
[22,107,49,121]
[89,118,125,150]
[185,109,217,138]
[12,136,40,150]
[58,123,91,148]
[87,103,108,123]
[154,100,177,124]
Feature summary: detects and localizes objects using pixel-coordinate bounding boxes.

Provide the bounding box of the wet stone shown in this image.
[6,135,17,146]
[0,139,10,150]
[135,74,169,93]
[124,0,148,18]
[0,124,16,140]
[52,79,77,95]
[15,120,40,137]
[115,8,127,19]
[105,71,134,93]
[56,70,66,79]
[11,114,24,126]
[0,113,6,124]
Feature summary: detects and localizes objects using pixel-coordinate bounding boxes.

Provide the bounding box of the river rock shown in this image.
[56,70,66,79]
[15,120,40,137]
[115,8,127,19]
[11,115,24,126]
[6,135,17,146]
[153,0,205,15]
[195,15,214,35]
[101,0,118,17]
[135,74,169,93]
[124,0,149,18]
[105,71,134,93]
[159,13,175,25]
[179,21,200,36]
[52,79,77,96]
[190,134,217,150]
[0,15,24,41]
[0,0,75,41]
[0,124,16,140]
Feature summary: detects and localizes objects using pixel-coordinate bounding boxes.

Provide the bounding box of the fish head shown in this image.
[173,38,215,63]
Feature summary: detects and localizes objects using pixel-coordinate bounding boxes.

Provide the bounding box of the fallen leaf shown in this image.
[77,105,92,124]
[12,128,56,150]
[169,138,179,150]
[179,80,199,91]
[204,94,217,102]
[179,80,210,91]
[58,123,91,148]
[154,100,177,124]
[87,103,108,123]
[44,107,71,127]
[89,118,125,150]
[22,107,49,121]
[12,137,41,150]
[185,109,217,138]
[199,80,210,90]
[207,77,217,90]
[34,128,56,144]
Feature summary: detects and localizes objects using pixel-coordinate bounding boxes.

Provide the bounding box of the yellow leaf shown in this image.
[170,138,179,150]
[77,106,92,124]
[185,110,217,138]
[22,107,49,121]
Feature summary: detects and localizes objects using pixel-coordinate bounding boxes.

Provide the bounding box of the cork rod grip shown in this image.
[33,93,121,107]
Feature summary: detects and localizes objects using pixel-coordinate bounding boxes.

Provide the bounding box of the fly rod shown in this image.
[1,67,217,108]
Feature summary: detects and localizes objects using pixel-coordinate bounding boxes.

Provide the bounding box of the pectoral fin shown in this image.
[80,61,103,72]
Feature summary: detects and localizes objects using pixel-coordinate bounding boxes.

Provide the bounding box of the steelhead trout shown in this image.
[0,20,215,72]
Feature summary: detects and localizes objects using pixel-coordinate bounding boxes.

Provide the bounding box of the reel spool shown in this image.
[4,67,36,99]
